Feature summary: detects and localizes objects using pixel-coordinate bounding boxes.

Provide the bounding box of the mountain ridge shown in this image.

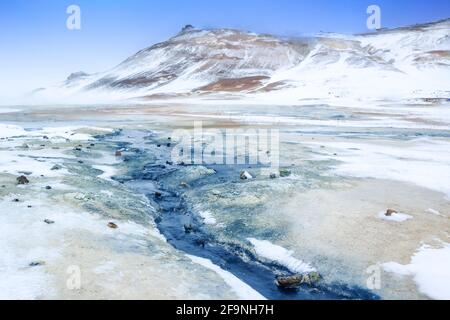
[35,19,450,104]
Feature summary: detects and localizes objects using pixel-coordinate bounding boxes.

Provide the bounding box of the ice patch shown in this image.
[383,243,450,300]
[187,255,266,300]
[426,208,444,217]
[93,165,118,181]
[247,238,316,274]
[199,211,217,225]
[378,211,413,222]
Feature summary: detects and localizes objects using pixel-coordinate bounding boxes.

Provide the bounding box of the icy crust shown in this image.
[383,243,450,300]
[248,238,316,274]
[0,124,242,299]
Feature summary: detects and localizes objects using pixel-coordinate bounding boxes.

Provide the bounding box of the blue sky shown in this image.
[0,0,449,97]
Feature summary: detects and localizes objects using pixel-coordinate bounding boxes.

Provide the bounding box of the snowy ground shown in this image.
[0,100,449,300]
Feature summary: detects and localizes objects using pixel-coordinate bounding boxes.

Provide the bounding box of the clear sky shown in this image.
[0,0,449,99]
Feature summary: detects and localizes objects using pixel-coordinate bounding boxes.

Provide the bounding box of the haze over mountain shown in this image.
[35,19,450,104]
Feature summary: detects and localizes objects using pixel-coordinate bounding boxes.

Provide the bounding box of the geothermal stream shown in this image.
[108,129,379,300]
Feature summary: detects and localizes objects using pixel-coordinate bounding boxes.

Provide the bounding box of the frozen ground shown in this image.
[0,100,449,300]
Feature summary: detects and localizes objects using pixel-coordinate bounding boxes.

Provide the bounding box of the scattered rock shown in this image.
[43,135,49,140]
[44,219,55,225]
[107,222,118,229]
[155,191,162,198]
[78,160,84,164]
[386,209,398,217]
[166,161,173,165]
[157,144,161,148]
[74,147,82,151]
[279,169,291,178]
[269,173,277,179]
[275,275,302,288]
[240,171,253,180]
[51,164,62,171]
[27,205,32,208]
[16,175,29,185]
[45,186,52,190]
[184,224,194,234]
[167,143,171,147]
[22,143,29,149]
[90,143,95,147]
[276,272,321,289]
[29,261,46,267]
[13,198,20,202]
[115,150,122,157]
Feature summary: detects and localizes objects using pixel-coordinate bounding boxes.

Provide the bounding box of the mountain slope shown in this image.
[36,19,450,104]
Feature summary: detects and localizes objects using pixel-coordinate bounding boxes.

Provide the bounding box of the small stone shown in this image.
[27,205,32,208]
[166,143,171,147]
[155,191,162,198]
[279,169,291,178]
[107,222,118,229]
[115,150,122,157]
[270,173,277,179]
[240,171,253,180]
[184,224,194,234]
[51,164,62,171]
[166,161,173,166]
[44,219,55,225]
[29,261,46,267]
[43,135,49,140]
[276,275,302,288]
[78,160,84,164]
[74,147,82,151]
[17,175,30,185]
[13,198,20,202]
[45,186,52,190]
[386,209,398,217]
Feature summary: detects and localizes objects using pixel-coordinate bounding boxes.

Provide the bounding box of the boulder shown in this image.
[107,222,118,229]
[16,175,29,185]
[279,169,291,177]
[386,209,398,216]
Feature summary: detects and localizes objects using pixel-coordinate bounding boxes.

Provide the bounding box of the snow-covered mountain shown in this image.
[36,19,450,104]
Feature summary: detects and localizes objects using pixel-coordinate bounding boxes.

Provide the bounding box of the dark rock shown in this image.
[44,219,55,224]
[43,135,49,140]
[157,144,161,148]
[51,164,62,171]
[13,198,20,202]
[276,272,321,288]
[270,173,277,179]
[107,222,118,229]
[74,147,82,151]
[276,275,302,288]
[17,175,29,185]
[167,143,171,147]
[45,186,52,190]
[78,160,84,164]
[115,150,122,157]
[166,161,173,165]
[386,209,398,217]
[155,191,162,198]
[90,143,95,147]
[279,169,291,177]
[29,261,46,267]
[184,224,194,234]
